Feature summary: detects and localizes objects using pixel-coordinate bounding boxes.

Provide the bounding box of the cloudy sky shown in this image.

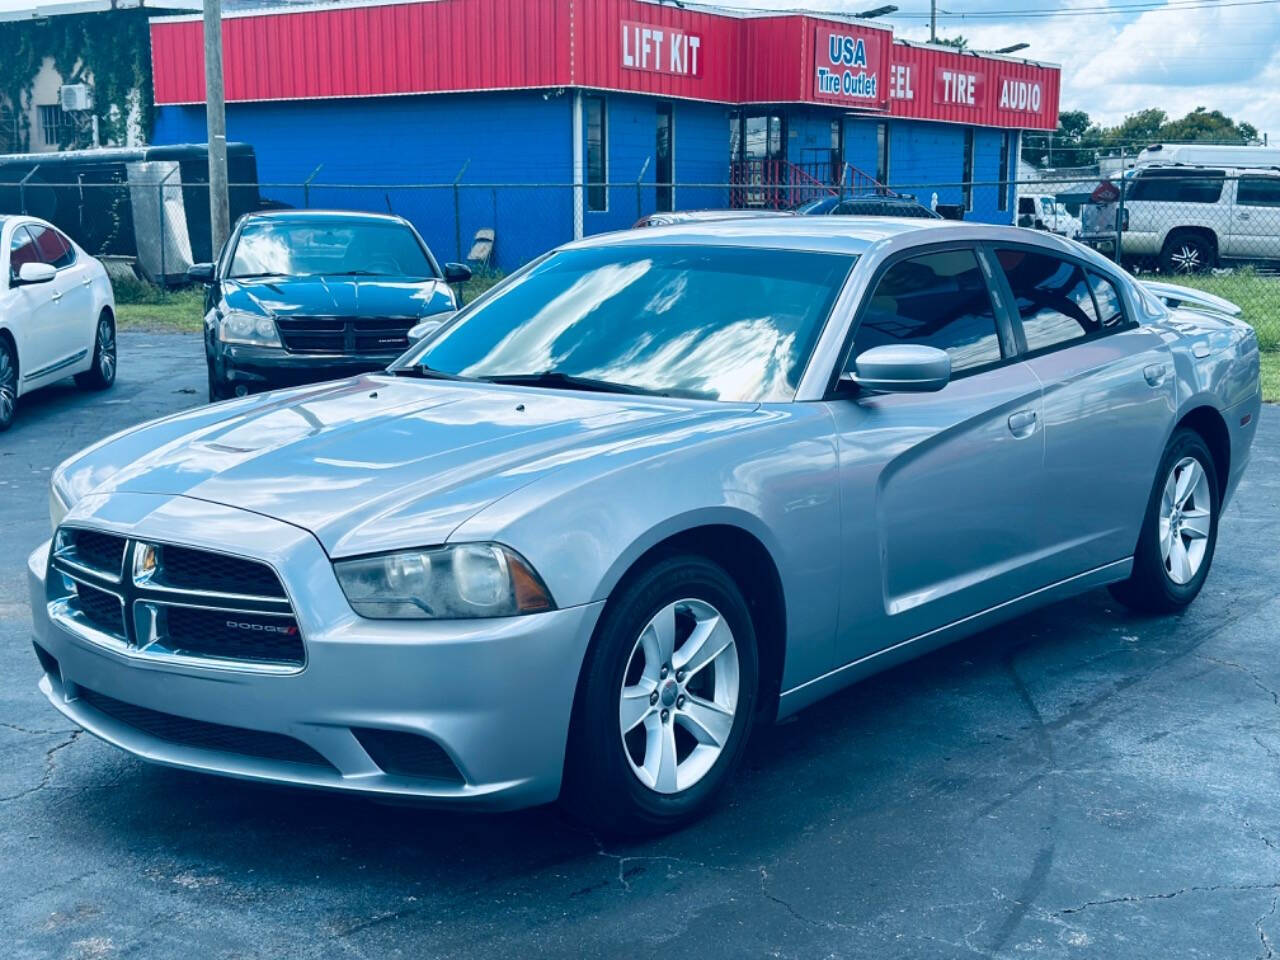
[725,0,1280,138]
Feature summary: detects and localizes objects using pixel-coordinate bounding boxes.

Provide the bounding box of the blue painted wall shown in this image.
[155,90,575,270]
[153,90,1020,270]
[580,92,733,235]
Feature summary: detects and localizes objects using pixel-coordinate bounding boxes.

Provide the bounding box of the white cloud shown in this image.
[718,0,1280,137]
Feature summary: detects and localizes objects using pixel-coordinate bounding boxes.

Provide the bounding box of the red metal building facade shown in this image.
[151,0,1060,131]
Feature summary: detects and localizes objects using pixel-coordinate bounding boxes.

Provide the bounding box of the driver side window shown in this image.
[851,248,1004,376]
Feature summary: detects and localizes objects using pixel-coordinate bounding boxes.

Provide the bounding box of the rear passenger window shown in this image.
[1088,272,1127,328]
[997,248,1097,353]
[852,249,1003,375]
[1238,177,1280,207]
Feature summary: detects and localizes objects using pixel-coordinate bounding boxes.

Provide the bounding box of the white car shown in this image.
[0,216,116,431]
[1017,194,1082,238]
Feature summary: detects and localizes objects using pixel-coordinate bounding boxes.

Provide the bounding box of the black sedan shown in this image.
[190,211,470,401]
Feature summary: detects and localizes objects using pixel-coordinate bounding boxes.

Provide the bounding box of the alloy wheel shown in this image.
[1169,244,1203,274]
[98,318,116,382]
[619,598,740,794]
[1159,456,1212,585]
[0,343,15,425]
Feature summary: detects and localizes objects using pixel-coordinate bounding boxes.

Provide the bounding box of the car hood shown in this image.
[224,275,456,318]
[66,375,751,557]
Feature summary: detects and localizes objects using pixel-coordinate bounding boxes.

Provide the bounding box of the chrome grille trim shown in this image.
[46,528,306,675]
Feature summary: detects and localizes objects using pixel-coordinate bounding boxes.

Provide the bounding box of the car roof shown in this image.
[569,215,963,256]
[240,209,409,225]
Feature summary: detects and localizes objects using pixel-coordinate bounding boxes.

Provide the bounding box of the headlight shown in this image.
[49,481,70,532]
[333,543,554,620]
[218,310,281,347]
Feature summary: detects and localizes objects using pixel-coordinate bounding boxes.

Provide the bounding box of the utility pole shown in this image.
[204,0,230,256]
[930,0,936,43]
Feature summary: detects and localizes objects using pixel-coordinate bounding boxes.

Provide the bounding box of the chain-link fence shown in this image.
[0,169,1276,349]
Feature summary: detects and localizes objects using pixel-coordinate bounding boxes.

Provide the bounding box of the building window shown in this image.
[656,103,674,213]
[962,128,975,211]
[38,104,70,146]
[875,122,890,185]
[586,95,607,212]
[998,132,1011,212]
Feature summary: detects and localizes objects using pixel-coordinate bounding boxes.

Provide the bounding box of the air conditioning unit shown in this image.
[59,84,92,113]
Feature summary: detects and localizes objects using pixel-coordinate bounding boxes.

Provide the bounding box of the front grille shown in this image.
[78,687,331,768]
[67,529,127,578]
[276,316,415,356]
[48,530,305,671]
[164,606,304,664]
[352,727,465,784]
[74,580,125,636]
[157,545,286,599]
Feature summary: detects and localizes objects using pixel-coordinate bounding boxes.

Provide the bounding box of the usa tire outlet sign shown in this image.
[811,25,891,110]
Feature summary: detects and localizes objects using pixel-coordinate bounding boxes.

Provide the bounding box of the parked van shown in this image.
[1116,165,1280,273]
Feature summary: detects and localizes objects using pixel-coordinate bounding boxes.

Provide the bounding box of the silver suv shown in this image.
[1119,166,1280,273]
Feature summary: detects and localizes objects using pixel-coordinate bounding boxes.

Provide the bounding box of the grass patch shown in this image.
[115,285,205,332]
[1136,267,1280,351]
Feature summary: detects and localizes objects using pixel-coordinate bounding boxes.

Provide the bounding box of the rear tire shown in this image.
[0,336,17,432]
[75,312,116,390]
[1110,428,1219,613]
[562,554,759,836]
[1160,232,1215,275]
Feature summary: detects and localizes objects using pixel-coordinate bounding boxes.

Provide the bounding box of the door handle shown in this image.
[1008,410,1038,437]
[1143,362,1167,386]
[49,290,62,301]
[81,277,91,286]
[1239,212,1251,221]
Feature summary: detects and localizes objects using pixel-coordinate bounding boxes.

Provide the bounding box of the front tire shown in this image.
[75,313,116,390]
[563,554,759,836]
[207,358,232,402]
[1110,428,1219,613]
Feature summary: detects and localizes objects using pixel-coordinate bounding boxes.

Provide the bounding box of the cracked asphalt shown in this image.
[3,332,1280,959]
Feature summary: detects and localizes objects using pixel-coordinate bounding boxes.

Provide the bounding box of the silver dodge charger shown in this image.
[28,218,1261,834]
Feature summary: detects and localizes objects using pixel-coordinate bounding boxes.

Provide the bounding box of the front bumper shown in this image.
[214,342,401,391]
[27,493,605,810]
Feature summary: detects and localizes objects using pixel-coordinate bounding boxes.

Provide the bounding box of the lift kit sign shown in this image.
[621,20,703,77]
[813,27,885,105]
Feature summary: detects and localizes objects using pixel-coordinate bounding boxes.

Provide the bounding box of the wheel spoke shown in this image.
[1181,507,1211,540]
[676,693,733,748]
[620,681,655,734]
[641,712,678,793]
[674,614,733,678]
[1175,460,1200,508]
[1168,534,1192,583]
[642,601,677,669]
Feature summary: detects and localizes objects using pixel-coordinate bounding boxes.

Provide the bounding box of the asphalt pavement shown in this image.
[3,331,1280,959]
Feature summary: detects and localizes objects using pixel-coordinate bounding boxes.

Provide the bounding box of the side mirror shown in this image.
[843,344,951,394]
[187,262,216,284]
[15,261,56,285]
[443,262,472,284]
[407,314,452,343]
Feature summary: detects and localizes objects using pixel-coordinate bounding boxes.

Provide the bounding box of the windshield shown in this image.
[399,245,855,402]
[229,219,437,279]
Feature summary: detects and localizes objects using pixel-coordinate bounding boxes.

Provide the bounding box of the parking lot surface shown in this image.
[2,331,1279,959]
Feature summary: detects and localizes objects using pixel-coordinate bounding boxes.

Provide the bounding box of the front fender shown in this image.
[450,404,844,690]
